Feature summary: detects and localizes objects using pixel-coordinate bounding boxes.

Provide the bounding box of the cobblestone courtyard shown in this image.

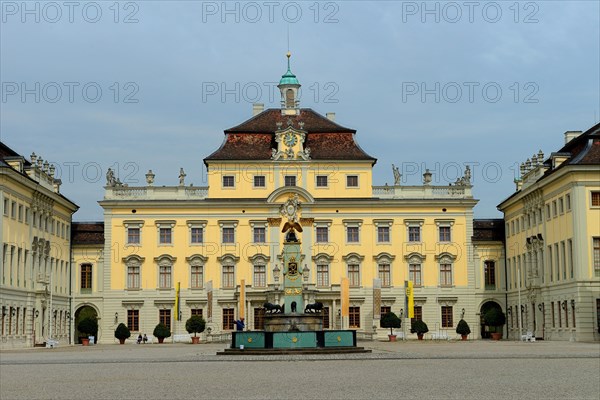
[1,340,599,399]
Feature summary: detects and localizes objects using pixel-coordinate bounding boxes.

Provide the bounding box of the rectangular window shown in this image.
[559,198,564,214]
[566,194,571,211]
[377,226,390,243]
[11,201,16,218]
[548,245,554,282]
[546,204,551,221]
[254,265,266,287]
[222,308,234,330]
[408,226,421,242]
[555,244,560,281]
[253,227,266,243]
[348,264,360,287]
[558,302,562,327]
[316,175,328,187]
[441,306,453,328]
[3,199,8,216]
[349,307,360,328]
[565,302,569,328]
[592,191,600,207]
[409,264,422,286]
[191,227,203,244]
[81,264,92,290]
[127,310,139,332]
[284,176,296,186]
[552,200,557,217]
[159,228,172,244]
[561,241,567,280]
[222,266,234,288]
[127,266,140,289]
[127,228,140,244]
[484,260,496,289]
[222,227,235,244]
[594,237,600,277]
[551,301,555,328]
[24,207,29,224]
[439,226,451,242]
[17,205,23,222]
[322,307,330,329]
[159,266,171,289]
[223,175,235,187]
[191,309,203,318]
[572,302,576,328]
[253,175,265,187]
[346,175,358,187]
[317,264,329,287]
[380,306,392,328]
[254,308,264,330]
[568,239,574,279]
[378,264,391,287]
[346,226,359,243]
[316,227,329,243]
[191,266,203,289]
[440,264,452,286]
[412,306,423,323]
[159,309,171,330]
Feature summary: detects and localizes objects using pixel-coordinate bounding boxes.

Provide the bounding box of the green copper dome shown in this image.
[279,52,300,86]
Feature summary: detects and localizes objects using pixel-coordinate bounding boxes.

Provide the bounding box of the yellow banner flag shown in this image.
[175,282,180,321]
[240,279,246,320]
[341,277,349,317]
[407,280,414,318]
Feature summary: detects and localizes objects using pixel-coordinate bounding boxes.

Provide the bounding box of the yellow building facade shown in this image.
[0,143,78,349]
[498,124,600,341]
[72,59,509,344]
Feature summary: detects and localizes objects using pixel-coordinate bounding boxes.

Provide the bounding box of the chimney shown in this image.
[326,112,336,121]
[564,131,582,144]
[252,103,264,116]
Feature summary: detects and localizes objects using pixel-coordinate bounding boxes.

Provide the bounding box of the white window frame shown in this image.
[218,254,239,289]
[313,253,333,288]
[222,175,235,188]
[219,221,238,245]
[156,221,175,246]
[405,253,426,287]
[123,255,144,290]
[344,220,362,244]
[314,220,332,244]
[250,221,268,244]
[435,219,455,243]
[316,175,328,188]
[187,220,207,246]
[124,221,144,246]
[405,220,424,243]
[253,175,266,188]
[436,253,457,287]
[343,253,364,288]
[346,175,359,188]
[187,254,207,289]
[155,255,175,290]
[374,220,393,244]
[284,175,297,187]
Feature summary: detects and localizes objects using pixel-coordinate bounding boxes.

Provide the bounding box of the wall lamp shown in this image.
[561,301,567,311]
[570,300,575,308]
[11,308,16,316]
[461,308,465,318]
[35,310,40,318]
[506,308,512,316]
[114,312,119,323]
[53,309,57,319]
[538,303,543,311]
[521,305,525,312]
[66,311,71,320]
[399,308,404,318]
[337,309,341,317]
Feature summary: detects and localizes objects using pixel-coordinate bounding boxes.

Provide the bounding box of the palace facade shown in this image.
[0,143,78,349]
[2,57,598,348]
[498,124,600,342]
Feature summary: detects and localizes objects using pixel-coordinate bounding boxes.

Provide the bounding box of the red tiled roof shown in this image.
[72,222,104,245]
[205,108,376,163]
[225,108,355,134]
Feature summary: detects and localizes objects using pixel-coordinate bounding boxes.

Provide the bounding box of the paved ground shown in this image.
[1,340,599,399]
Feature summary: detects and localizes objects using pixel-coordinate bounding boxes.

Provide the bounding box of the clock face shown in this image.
[284,132,297,146]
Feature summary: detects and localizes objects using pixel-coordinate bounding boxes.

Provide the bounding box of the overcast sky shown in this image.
[1,0,599,221]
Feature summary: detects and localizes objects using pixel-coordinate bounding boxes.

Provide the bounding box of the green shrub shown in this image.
[185,316,206,337]
[484,308,506,327]
[77,317,98,337]
[153,323,171,339]
[410,319,429,335]
[380,312,401,336]
[114,323,131,340]
[456,319,471,336]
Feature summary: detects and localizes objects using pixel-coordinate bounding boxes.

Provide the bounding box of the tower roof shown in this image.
[279,52,300,86]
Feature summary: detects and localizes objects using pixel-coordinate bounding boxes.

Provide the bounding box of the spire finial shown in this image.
[286,51,291,70]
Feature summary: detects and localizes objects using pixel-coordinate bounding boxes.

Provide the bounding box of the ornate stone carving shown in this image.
[300,218,314,227]
[267,217,282,227]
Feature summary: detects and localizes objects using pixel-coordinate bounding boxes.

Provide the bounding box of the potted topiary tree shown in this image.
[484,308,506,340]
[380,312,401,342]
[185,315,206,344]
[456,319,471,341]
[77,317,98,346]
[411,319,429,340]
[114,323,131,344]
[153,323,171,344]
